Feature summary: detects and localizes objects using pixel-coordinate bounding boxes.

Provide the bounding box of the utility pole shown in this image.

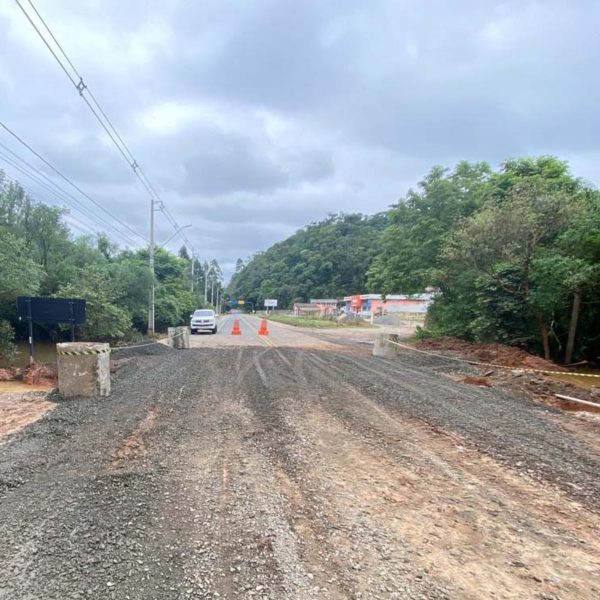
[211,277,214,306]
[148,197,155,335]
[204,266,209,304]
[190,257,195,293]
[216,288,220,314]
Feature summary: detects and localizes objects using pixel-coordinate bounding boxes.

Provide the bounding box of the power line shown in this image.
[0,146,140,247]
[0,169,100,239]
[24,0,82,80]
[0,152,136,246]
[0,144,137,243]
[16,0,193,253]
[0,120,147,244]
[23,0,141,171]
[0,146,141,246]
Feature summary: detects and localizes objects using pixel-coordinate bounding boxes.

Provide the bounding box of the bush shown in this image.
[0,319,16,365]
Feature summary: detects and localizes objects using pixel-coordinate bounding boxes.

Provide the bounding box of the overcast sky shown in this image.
[1,0,599,279]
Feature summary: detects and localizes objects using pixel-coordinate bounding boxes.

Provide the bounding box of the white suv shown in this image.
[190,309,217,334]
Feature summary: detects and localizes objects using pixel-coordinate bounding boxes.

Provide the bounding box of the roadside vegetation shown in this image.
[369,157,600,363]
[231,157,600,363]
[0,173,221,363]
[265,314,372,328]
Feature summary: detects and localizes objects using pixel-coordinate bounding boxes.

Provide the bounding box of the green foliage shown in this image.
[0,229,44,300]
[0,319,16,364]
[229,213,388,308]
[368,162,491,293]
[266,314,371,328]
[0,173,208,347]
[57,267,132,339]
[373,156,600,361]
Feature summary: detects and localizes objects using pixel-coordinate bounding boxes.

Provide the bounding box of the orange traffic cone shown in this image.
[231,319,242,335]
[258,318,269,336]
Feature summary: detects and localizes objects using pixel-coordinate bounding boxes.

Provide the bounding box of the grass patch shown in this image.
[265,314,373,328]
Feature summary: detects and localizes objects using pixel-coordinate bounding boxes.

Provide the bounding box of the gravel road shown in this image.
[1,319,599,599]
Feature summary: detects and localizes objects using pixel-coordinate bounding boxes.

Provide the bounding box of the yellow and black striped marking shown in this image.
[56,348,111,357]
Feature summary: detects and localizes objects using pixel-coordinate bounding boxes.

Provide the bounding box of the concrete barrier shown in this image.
[56,342,111,397]
[372,333,400,359]
[167,326,190,349]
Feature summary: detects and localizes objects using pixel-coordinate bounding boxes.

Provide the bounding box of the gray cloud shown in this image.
[1,0,599,280]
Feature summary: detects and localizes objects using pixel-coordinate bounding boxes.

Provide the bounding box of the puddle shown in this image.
[0,381,54,393]
[0,341,57,368]
[550,371,600,390]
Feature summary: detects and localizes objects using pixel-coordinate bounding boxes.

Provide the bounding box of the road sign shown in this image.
[17,296,86,324]
[238,300,245,305]
[264,299,278,308]
[230,299,238,306]
[17,296,86,364]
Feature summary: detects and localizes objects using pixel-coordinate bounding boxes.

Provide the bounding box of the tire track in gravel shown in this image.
[244,347,450,598]
[298,350,600,600]
[239,347,357,598]
[305,349,600,510]
[4,342,600,599]
[0,349,196,599]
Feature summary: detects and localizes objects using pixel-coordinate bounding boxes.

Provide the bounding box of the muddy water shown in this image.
[0,341,57,368]
[550,369,600,390]
[0,381,53,393]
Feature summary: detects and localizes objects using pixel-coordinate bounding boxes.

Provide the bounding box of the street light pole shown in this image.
[190,258,194,293]
[150,219,191,334]
[148,198,155,335]
[204,264,214,304]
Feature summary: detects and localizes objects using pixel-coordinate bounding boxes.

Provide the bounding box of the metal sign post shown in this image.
[69,300,76,342]
[264,299,278,314]
[27,297,33,364]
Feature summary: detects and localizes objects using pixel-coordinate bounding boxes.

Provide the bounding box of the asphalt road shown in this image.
[1,317,600,599]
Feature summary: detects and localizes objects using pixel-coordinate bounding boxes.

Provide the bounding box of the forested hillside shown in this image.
[228,213,388,308]
[231,157,599,363]
[368,157,600,362]
[0,173,219,362]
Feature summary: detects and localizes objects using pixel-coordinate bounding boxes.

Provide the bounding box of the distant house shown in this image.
[293,299,339,317]
[343,293,434,317]
[309,299,339,316]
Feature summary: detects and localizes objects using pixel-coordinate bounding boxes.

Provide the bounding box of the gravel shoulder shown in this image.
[1,341,599,599]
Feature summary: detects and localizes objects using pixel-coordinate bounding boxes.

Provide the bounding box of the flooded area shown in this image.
[0,341,57,368]
[550,370,600,390]
[0,381,54,393]
[0,390,55,440]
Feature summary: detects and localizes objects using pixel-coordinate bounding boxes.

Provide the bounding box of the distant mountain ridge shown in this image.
[228,213,388,309]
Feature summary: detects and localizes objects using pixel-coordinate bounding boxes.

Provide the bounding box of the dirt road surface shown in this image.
[1,315,600,599]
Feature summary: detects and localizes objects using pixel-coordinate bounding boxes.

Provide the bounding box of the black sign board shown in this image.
[17,297,86,324]
[17,297,86,363]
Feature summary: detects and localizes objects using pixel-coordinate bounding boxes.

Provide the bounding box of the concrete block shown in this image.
[56,342,111,397]
[372,333,400,359]
[167,326,190,349]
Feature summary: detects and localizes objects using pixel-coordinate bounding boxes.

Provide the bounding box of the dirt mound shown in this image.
[416,337,563,372]
[0,368,20,382]
[413,338,600,413]
[21,364,57,387]
[463,375,492,387]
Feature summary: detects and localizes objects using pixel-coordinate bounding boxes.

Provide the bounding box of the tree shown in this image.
[235,258,244,273]
[444,189,575,358]
[229,213,388,308]
[0,229,44,362]
[57,267,131,339]
[178,245,190,260]
[367,162,491,293]
[0,229,44,301]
